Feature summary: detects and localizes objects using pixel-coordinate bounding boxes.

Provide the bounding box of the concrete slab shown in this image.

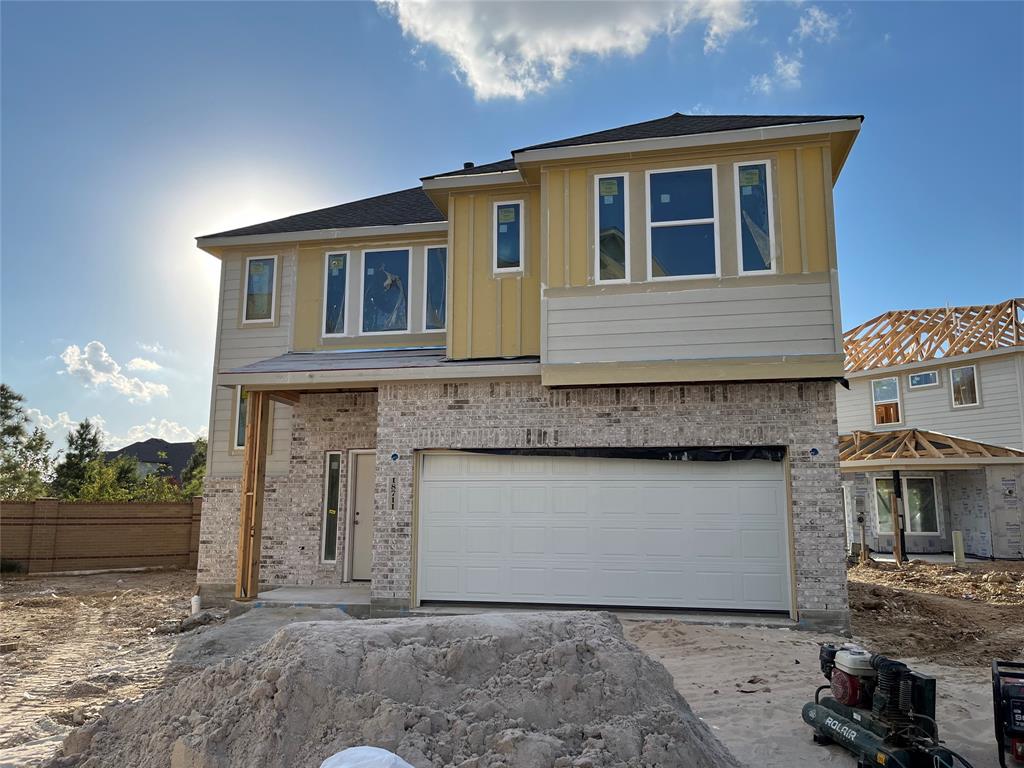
[256,584,370,606]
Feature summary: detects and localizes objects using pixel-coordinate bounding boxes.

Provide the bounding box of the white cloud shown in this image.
[27,408,205,451]
[378,0,752,100]
[137,341,174,356]
[792,5,838,43]
[59,340,169,403]
[749,50,802,94]
[26,408,76,432]
[689,102,714,115]
[126,357,162,372]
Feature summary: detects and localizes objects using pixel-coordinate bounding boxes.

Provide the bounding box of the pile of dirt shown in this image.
[45,612,742,768]
[848,559,1024,606]
[849,580,1024,665]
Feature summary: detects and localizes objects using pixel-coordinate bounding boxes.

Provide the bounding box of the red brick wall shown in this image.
[0,497,202,573]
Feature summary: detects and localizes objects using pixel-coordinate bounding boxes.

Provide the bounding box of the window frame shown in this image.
[422,245,448,332]
[320,451,342,564]
[358,248,412,336]
[321,250,351,339]
[242,254,278,325]
[871,376,902,426]
[907,370,939,390]
[873,477,895,534]
[949,364,981,409]
[902,476,942,536]
[733,159,777,275]
[644,164,720,282]
[593,172,631,284]
[492,200,525,275]
[232,386,248,451]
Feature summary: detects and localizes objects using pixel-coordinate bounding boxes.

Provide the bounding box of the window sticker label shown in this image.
[251,263,265,275]
[599,178,619,196]
[329,255,345,274]
[739,168,761,186]
[498,207,517,223]
[660,193,671,204]
[742,187,753,196]
[499,224,507,233]
[603,195,614,204]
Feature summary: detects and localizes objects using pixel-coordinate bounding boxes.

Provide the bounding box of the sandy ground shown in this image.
[2,564,1021,767]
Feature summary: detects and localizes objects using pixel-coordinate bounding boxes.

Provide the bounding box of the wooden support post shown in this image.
[889,489,903,567]
[235,390,271,601]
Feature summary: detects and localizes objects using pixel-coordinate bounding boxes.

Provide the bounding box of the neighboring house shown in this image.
[104,438,196,481]
[836,299,1024,559]
[195,112,864,630]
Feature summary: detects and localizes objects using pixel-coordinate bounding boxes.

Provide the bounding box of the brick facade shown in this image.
[201,378,849,629]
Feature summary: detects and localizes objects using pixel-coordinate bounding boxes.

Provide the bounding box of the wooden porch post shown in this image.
[235,389,271,600]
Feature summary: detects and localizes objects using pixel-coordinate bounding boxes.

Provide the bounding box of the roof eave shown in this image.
[841,456,1024,470]
[512,118,863,165]
[195,220,449,251]
[421,169,524,191]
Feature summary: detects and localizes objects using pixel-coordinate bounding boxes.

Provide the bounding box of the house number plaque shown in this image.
[388,477,397,511]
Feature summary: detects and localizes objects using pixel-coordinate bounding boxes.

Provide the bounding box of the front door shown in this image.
[349,451,375,581]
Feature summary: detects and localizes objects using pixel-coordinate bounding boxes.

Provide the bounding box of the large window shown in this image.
[234,387,248,450]
[493,201,523,273]
[950,365,979,407]
[871,377,901,425]
[361,249,410,334]
[734,161,775,273]
[323,252,348,337]
[875,478,894,532]
[594,173,629,282]
[904,477,939,534]
[243,255,276,323]
[322,453,341,563]
[647,166,718,279]
[424,246,447,331]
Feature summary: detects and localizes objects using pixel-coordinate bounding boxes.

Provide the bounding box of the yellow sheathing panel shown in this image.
[568,169,589,285]
[448,194,471,359]
[800,147,829,274]
[546,169,566,289]
[521,189,542,355]
[776,149,803,275]
[541,355,847,387]
[470,195,499,356]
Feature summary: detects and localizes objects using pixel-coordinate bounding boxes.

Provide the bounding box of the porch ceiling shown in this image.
[839,428,1024,471]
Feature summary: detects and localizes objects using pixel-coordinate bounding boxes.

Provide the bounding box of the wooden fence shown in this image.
[0,497,201,573]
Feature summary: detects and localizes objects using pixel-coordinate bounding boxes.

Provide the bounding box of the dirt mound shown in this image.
[849,559,1024,606]
[45,612,741,768]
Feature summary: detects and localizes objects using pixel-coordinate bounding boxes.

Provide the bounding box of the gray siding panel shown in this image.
[544,281,838,365]
[209,252,296,477]
[836,353,1024,450]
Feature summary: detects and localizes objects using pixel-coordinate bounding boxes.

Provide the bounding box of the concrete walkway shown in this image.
[255,583,370,607]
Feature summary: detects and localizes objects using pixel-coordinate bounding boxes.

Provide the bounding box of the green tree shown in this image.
[0,384,53,500]
[76,457,134,502]
[52,418,104,499]
[180,437,207,497]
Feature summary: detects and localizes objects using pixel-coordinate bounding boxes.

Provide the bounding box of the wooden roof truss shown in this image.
[840,429,1024,463]
[844,298,1023,372]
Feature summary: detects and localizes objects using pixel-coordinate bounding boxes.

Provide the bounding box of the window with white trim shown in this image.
[493,201,523,272]
[904,477,939,534]
[233,387,248,450]
[875,477,895,533]
[424,246,447,331]
[323,252,348,336]
[908,370,938,389]
[647,166,718,279]
[594,173,629,282]
[322,452,341,562]
[734,161,775,273]
[243,256,276,323]
[361,249,410,333]
[871,377,901,425]
[950,365,979,407]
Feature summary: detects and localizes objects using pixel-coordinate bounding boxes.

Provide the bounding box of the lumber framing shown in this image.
[843,298,1024,372]
[839,428,1024,464]
[235,389,271,601]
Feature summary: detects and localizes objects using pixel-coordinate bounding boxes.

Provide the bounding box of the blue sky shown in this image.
[2,1,1022,452]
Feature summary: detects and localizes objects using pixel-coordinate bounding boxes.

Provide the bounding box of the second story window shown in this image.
[872,376,901,425]
[594,174,629,282]
[323,252,348,337]
[950,365,979,407]
[424,246,447,331]
[493,201,523,273]
[243,255,276,323]
[647,166,718,280]
[908,370,938,389]
[735,161,775,273]
[361,249,410,334]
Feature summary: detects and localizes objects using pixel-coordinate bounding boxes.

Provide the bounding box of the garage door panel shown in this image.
[418,453,790,611]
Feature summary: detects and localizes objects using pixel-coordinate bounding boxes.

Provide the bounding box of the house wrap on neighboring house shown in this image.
[836,299,1024,560]
[195,113,863,630]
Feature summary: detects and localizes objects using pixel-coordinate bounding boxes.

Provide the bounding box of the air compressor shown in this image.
[802,643,976,768]
[993,660,1024,767]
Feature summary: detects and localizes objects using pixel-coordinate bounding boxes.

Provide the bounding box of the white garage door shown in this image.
[417,452,792,611]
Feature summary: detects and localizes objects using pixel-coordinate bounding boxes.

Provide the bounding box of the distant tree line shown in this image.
[0,383,205,502]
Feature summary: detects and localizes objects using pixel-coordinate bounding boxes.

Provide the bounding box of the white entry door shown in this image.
[417,452,791,611]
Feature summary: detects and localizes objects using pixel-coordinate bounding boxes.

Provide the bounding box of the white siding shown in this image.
[836,353,1024,450]
[543,281,838,365]
[209,251,297,477]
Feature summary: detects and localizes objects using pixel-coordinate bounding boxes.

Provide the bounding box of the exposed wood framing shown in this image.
[843,298,1024,372]
[235,389,270,601]
[840,428,1024,463]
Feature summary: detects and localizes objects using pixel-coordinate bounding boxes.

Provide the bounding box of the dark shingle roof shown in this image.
[513,113,862,153]
[199,186,445,240]
[421,158,517,181]
[104,438,196,481]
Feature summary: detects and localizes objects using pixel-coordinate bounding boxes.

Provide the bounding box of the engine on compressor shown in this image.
[802,643,975,768]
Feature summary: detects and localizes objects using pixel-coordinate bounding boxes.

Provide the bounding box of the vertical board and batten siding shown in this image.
[544,281,838,364]
[447,187,542,360]
[835,353,1024,450]
[209,251,297,477]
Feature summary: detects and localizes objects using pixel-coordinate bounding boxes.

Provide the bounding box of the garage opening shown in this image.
[416,449,792,613]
